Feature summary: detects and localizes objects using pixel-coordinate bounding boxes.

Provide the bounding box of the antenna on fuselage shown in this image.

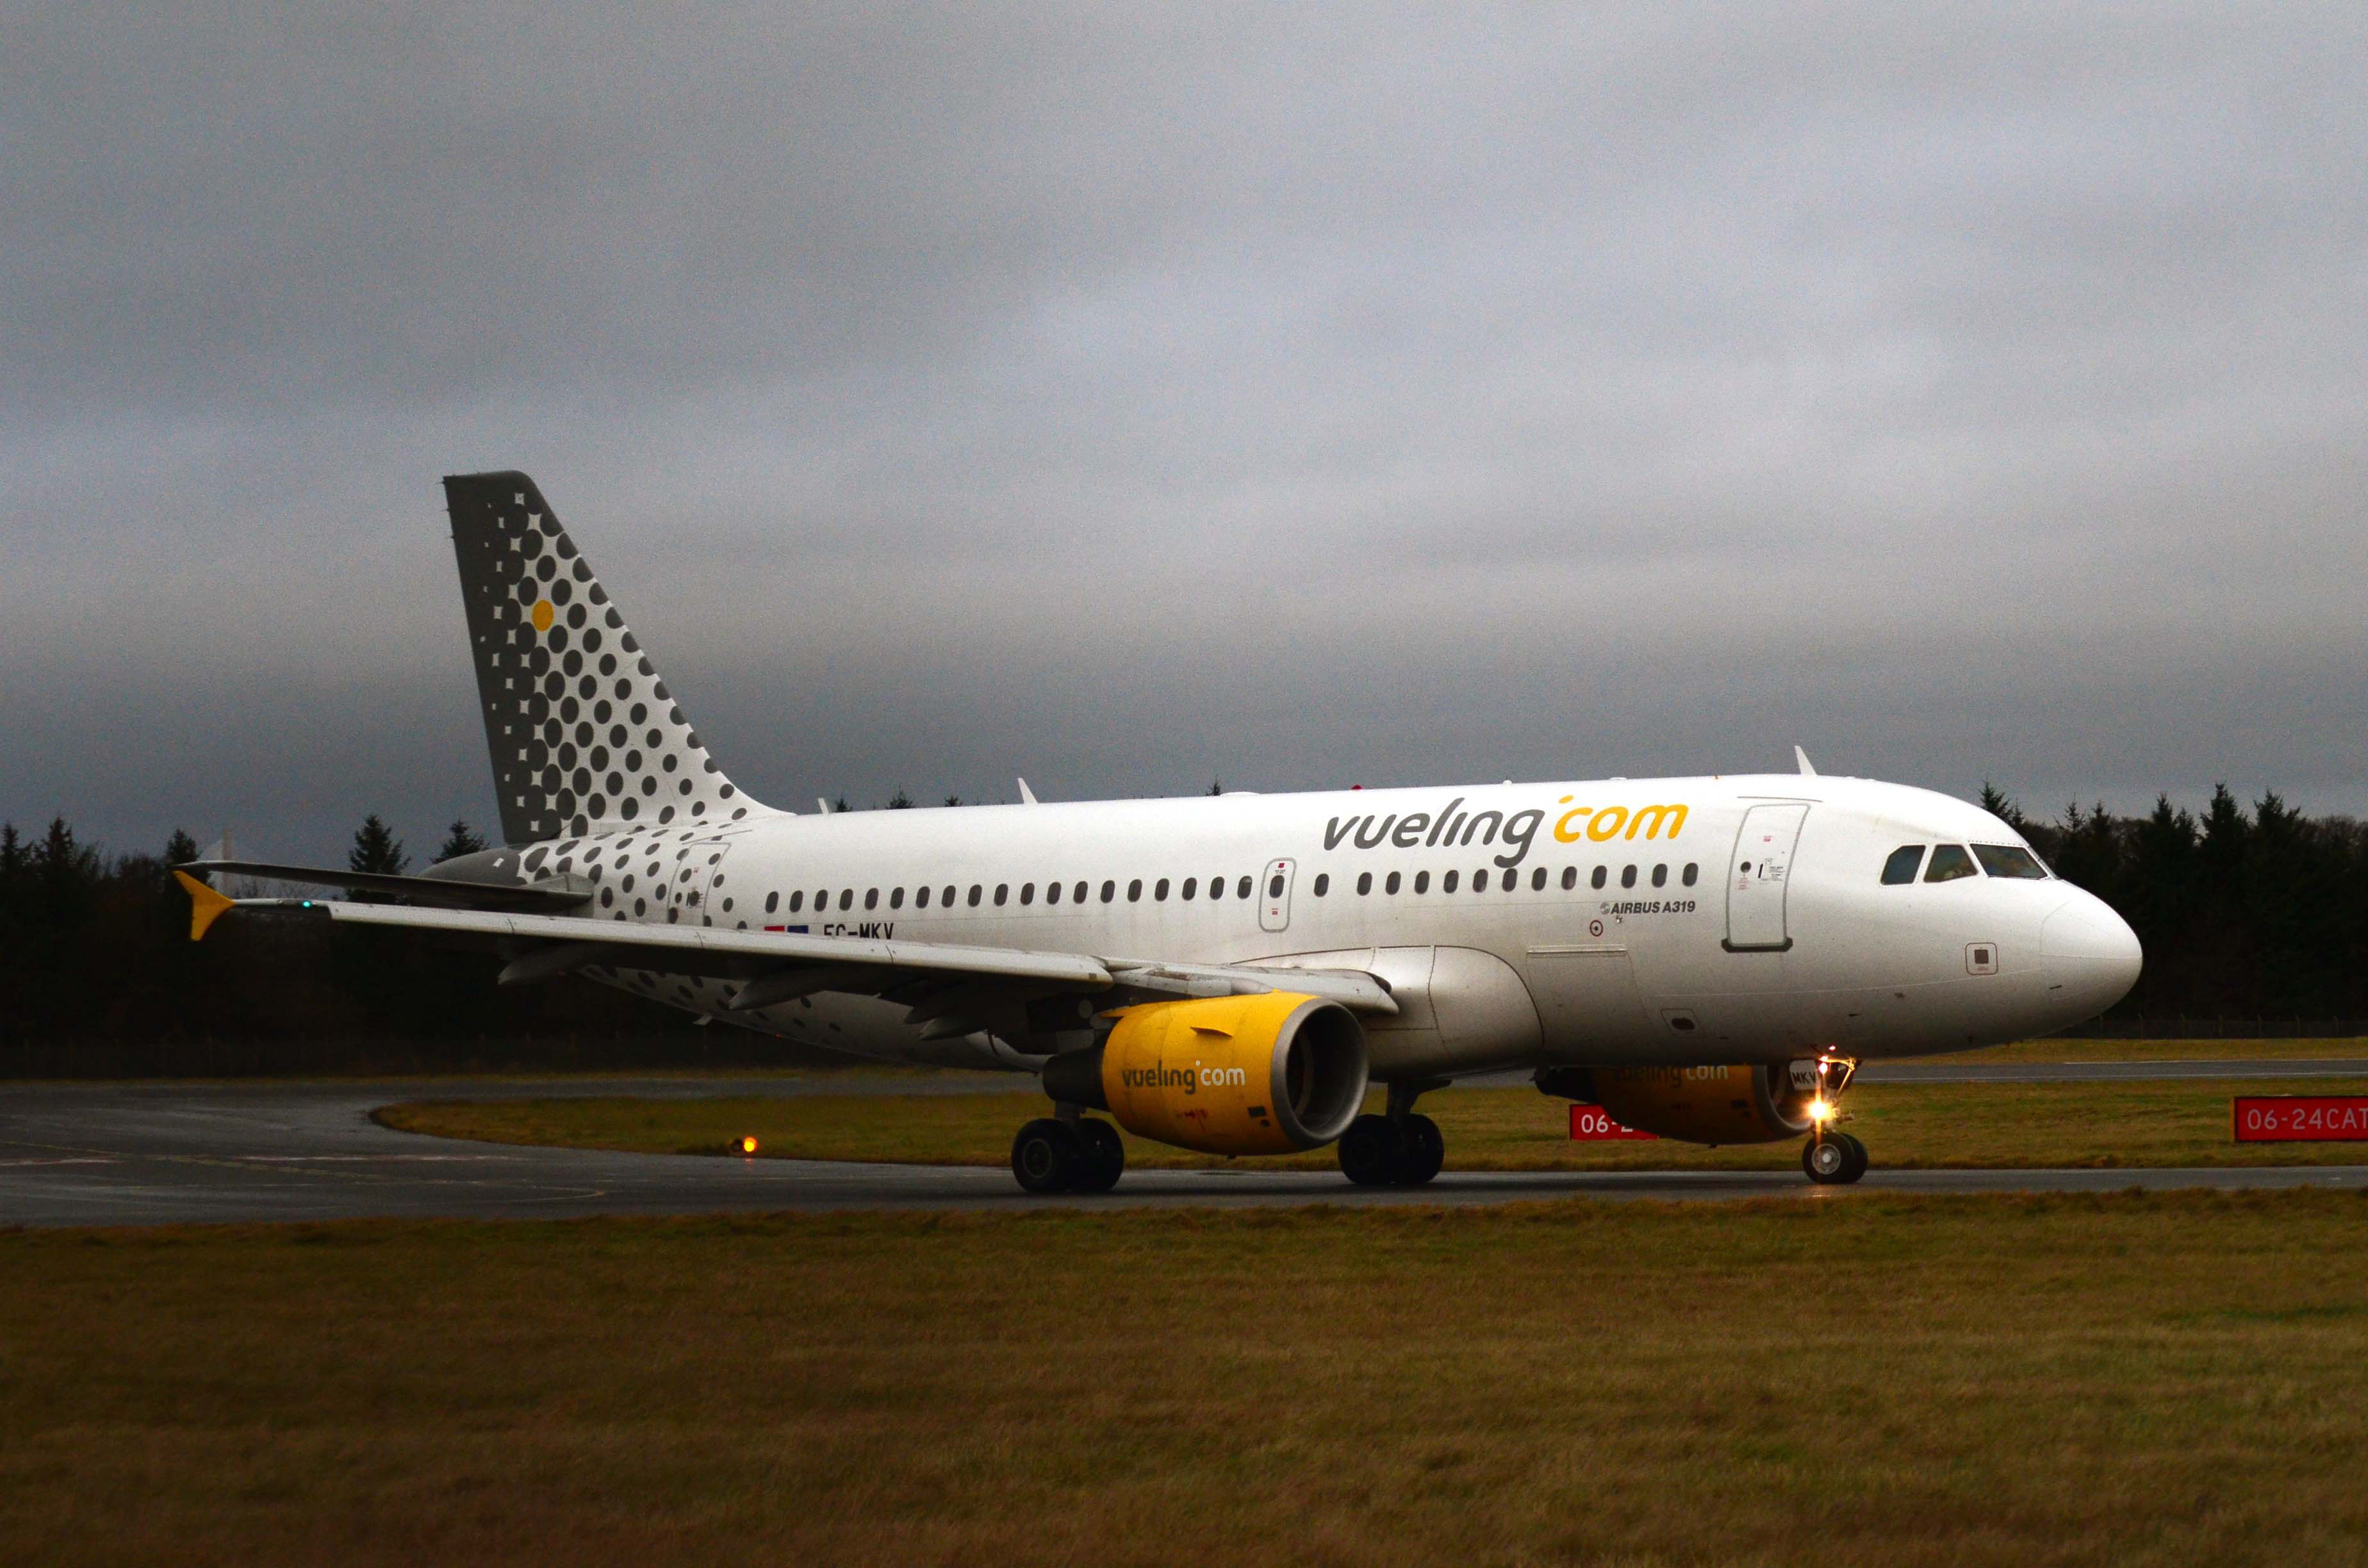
[1017,777,1040,805]
[1795,746,1818,776]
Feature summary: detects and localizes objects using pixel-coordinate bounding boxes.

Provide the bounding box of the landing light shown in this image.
[1808,1098,1834,1123]
[741,1136,759,1155]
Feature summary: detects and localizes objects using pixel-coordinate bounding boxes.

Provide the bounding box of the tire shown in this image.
[1337,1115,1402,1186]
[1836,1131,1869,1184]
[1011,1118,1081,1194]
[1802,1134,1853,1184]
[1073,1119,1125,1194]
[1396,1114,1445,1185]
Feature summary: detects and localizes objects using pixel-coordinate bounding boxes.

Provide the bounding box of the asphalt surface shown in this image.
[4,1067,2366,1227]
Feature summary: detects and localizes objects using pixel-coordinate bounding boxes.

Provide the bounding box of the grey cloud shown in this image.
[4,4,2367,860]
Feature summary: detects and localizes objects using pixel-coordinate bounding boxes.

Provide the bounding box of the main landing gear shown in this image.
[1800,1054,1867,1186]
[1338,1079,1449,1187]
[1011,1114,1124,1195]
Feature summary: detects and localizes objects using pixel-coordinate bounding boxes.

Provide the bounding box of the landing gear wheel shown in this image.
[1011,1118,1081,1194]
[1337,1115,1403,1186]
[1396,1114,1445,1186]
[1802,1132,1866,1186]
[1073,1119,1125,1194]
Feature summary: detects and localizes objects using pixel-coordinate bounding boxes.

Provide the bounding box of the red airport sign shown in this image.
[2231,1095,2368,1143]
[1569,1104,1657,1141]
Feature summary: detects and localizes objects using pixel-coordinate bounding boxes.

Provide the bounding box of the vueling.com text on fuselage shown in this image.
[1321,796,1688,869]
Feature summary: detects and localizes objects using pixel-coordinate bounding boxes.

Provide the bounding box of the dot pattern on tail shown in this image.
[443,471,755,847]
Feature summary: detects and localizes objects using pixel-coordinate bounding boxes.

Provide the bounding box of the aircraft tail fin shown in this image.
[441,471,764,846]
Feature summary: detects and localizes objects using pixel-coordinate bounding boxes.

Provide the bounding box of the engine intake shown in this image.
[1536,1062,1817,1145]
[1042,992,1370,1156]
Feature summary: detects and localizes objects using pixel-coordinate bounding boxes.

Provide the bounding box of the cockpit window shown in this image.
[1973,844,2049,880]
[1880,845,1925,885]
[1924,844,1978,883]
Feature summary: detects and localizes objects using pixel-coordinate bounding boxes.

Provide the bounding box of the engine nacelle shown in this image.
[1538,1063,1816,1145]
[1041,992,1370,1156]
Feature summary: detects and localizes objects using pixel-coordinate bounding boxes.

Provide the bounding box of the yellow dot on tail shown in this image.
[530,600,554,632]
[741,1136,759,1155]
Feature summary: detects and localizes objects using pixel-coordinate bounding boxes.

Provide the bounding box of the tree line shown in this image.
[1985,784,2368,1027]
[4,785,2362,1075]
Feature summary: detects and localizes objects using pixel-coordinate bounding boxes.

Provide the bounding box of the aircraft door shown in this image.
[1259,858,1295,933]
[1724,804,1808,952]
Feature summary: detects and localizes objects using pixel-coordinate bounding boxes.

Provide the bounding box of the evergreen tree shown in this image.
[886,788,914,810]
[942,795,962,808]
[832,795,852,814]
[348,815,408,877]
[1208,778,1224,796]
[435,820,488,862]
[163,828,201,869]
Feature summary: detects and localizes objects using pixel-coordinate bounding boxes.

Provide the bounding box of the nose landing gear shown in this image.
[1800,1054,1866,1185]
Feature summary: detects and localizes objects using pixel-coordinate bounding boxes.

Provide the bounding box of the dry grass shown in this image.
[2,1193,2365,1567]
[379,1076,2368,1172]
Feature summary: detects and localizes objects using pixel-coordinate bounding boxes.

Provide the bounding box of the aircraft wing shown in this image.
[177,860,591,913]
[174,874,1399,1020]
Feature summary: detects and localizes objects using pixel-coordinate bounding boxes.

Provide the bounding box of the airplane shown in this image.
[176,471,2144,1193]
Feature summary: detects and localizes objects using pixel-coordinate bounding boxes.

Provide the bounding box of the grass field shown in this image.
[3,1193,2365,1567]
[379,1076,2368,1172]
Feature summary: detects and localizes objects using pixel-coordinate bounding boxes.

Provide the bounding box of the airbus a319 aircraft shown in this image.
[179,473,2144,1191]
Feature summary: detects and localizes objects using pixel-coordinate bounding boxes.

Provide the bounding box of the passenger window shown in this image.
[942,885,955,908]
[916,886,930,909]
[1881,845,1925,885]
[1620,865,1637,889]
[1313,873,1329,895]
[1385,871,1402,894]
[1472,868,1488,890]
[1682,863,1698,886]
[1181,878,1197,899]
[1268,873,1285,898]
[814,889,826,910]
[994,883,1009,906]
[865,888,879,910]
[1925,845,1978,883]
[1532,867,1547,891]
[765,891,780,915]
[1207,876,1224,901]
[788,891,802,913]
[1591,866,1607,890]
[1502,868,1518,891]
[1237,875,1252,899]
[1357,872,1373,895]
[1073,881,1087,903]
[1044,881,1060,905]
[1414,870,1430,894]
[1155,878,1169,901]
[967,885,983,907]
[1443,869,1459,893]
[1101,880,1115,903]
[1973,844,2049,880]
[1019,883,1034,906]
[1650,864,1666,888]
[890,887,905,909]
[839,889,853,911]
[1561,866,1576,890]
[1128,879,1142,902]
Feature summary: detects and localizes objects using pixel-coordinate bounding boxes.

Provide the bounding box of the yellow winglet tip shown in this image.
[174,870,235,942]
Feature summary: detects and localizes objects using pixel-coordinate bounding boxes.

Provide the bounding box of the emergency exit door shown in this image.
[1259,858,1295,933]
[1724,803,1808,952]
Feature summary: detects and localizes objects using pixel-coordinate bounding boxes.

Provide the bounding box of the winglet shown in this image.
[174,869,236,942]
[1794,746,1817,777]
[1017,777,1039,806]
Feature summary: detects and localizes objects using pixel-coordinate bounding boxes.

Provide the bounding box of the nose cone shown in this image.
[2040,892,2142,1019]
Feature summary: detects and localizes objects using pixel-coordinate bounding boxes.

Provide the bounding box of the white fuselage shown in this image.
[503,772,2141,1077]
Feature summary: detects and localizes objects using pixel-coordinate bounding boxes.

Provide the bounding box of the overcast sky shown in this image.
[6,4,2365,863]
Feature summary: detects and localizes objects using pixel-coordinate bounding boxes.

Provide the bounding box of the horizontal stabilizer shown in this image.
[175,861,591,913]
